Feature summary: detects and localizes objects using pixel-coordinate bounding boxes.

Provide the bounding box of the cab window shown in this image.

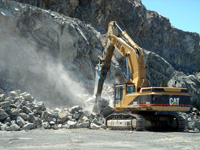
[126,85,135,94]
[114,86,123,104]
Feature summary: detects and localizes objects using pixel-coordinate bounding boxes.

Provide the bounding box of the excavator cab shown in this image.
[114,83,135,107]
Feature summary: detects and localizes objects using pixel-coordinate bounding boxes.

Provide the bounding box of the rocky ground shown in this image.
[0,129,200,150]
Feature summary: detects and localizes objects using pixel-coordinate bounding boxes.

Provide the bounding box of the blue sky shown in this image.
[141,0,200,35]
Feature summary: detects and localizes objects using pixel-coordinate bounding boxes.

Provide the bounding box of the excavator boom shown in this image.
[94,21,148,100]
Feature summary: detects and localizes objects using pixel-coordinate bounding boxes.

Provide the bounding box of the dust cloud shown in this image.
[0,31,90,109]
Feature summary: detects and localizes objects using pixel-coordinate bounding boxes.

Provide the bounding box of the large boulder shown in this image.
[16,116,26,127]
[23,123,34,130]
[0,109,8,121]
[58,110,68,123]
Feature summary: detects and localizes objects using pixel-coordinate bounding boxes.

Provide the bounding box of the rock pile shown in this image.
[0,91,104,131]
[180,107,200,132]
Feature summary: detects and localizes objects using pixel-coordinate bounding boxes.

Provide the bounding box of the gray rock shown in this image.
[2,107,11,111]
[29,113,36,123]
[16,116,26,127]
[81,116,90,122]
[5,126,12,131]
[58,110,68,123]
[90,123,101,129]
[10,123,20,131]
[22,93,32,101]
[0,94,5,102]
[33,117,42,128]
[0,101,10,108]
[13,97,20,103]
[67,115,73,121]
[23,123,34,130]
[74,112,83,120]
[19,113,30,121]
[52,108,61,118]
[1,124,12,131]
[4,117,11,124]
[5,97,12,103]
[91,117,104,126]
[42,122,50,129]
[62,124,69,129]
[9,91,19,97]
[0,109,8,120]
[42,110,54,122]
[77,121,90,128]
[49,121,55,126]
[192,107,199,113]
[19,99,25,105]
[51,125,59,130]
[196,121,200,130]
[70,106,83,113]
[22,106,32,114]
[67,120,77,129]
[0,124,7,131]
[36,101,46,111]
[101,124,106,129]
[24,101,33,108]
[57,124,62,128]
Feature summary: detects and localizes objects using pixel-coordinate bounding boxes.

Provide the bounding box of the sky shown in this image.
[141,0,200,35]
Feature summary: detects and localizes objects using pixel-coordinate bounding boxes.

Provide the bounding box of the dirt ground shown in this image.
[0,129,199,150]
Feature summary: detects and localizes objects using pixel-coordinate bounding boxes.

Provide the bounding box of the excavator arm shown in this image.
[94,21,148,101]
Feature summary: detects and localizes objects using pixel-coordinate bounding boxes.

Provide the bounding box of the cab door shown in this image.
[114,86,123,107]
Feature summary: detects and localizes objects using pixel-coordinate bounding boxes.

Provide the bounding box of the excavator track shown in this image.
[105,112,186,131]
[170,112,186,131]
[105,113,145,131]
[145,112,186,131]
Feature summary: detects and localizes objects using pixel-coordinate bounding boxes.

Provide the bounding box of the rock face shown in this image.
[0,0,103,108]
[14,0,200,73]
[0,0,199,111]
[168,72,200,108]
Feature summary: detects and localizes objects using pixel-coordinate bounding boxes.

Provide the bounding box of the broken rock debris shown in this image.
[0,91,104,131]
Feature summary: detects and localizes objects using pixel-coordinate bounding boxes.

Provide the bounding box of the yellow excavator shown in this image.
[94,21,191,131]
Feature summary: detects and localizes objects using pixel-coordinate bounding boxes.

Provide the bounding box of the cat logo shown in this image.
[169,97,180,106]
